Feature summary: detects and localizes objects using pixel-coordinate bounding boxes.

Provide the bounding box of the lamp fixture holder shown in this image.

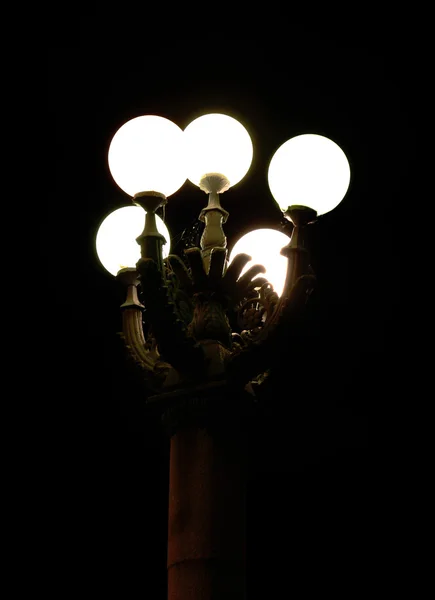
[116,191,317,415]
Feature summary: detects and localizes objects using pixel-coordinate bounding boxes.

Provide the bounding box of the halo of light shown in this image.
[183,113,253,188]
[267,133,351,215]
[108,115,187,197]
[96,205,171,276]
[228,228,291,297]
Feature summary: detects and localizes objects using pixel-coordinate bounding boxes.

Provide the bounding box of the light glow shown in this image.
[183,113,253,188]
[96,206,171,276]
[268,133,351,215]
[108,115,186,197]
[228,228,291,297]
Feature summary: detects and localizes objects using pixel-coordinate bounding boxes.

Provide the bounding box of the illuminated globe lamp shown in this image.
[267,133,351,289]
[108,114,186,273]
[183,113,253,272]
[96,205,171,277]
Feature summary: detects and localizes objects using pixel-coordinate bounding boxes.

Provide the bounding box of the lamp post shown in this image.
[96,113,351,600]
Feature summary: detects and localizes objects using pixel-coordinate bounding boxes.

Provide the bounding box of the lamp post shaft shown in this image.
[167,423,247,600]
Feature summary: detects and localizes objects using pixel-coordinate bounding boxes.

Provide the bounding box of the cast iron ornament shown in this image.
[116,190,317,406]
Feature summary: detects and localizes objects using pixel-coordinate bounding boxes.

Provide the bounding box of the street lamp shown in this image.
[96,113,351,600]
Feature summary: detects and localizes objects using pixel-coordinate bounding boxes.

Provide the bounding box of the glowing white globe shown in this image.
[183,113,253,188]
[268,133,351,216]
[228,228,291,297]
[96,205,171,276]
[108,115,187,198]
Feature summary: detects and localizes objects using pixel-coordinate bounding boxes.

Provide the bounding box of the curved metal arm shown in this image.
[243,206,317,340]
[226,208,318,385]
[116,268,175,390]
[226,273,316,385]
[118,194,205,382]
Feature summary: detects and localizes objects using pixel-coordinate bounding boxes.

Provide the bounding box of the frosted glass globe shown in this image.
[183,113,253,188]
[228,228,291,297]
[108,115,187,197]
[96,206,171,276]
[268,133,351,215]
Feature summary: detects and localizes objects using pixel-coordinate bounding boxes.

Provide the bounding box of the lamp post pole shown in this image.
[162,385,249,600]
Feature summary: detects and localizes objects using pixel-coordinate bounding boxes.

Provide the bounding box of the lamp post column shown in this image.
[163,388,249,600]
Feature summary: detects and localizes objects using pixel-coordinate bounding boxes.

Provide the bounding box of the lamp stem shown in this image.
[200,203,228,274]
[198,174,230,274]
[133,191,168,275]
[281,205,317,290]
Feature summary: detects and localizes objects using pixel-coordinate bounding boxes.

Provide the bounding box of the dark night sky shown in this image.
[49,43,413,596]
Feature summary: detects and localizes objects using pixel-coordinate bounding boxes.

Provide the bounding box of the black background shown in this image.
[49,42,413,597]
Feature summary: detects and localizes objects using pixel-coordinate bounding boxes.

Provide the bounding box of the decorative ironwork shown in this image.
[117,191,318,403]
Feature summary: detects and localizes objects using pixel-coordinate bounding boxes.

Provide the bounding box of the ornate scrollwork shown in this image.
[237,281,279,332]
[117,197,317,400]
